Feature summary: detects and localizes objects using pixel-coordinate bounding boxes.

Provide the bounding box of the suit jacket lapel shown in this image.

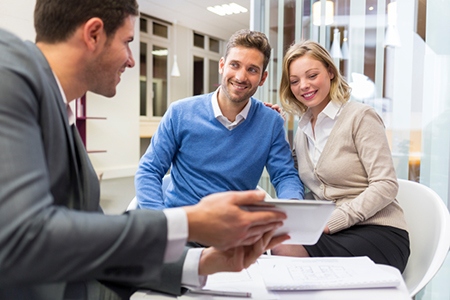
[29,42,86,210]
[71,125,100,211]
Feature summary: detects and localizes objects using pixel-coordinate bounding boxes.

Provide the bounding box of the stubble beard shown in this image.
[222,80,255,105]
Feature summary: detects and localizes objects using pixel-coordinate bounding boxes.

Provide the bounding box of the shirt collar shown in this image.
[322,100,343,120]
[211,87,252,120]
[52,71,75,125]
[299,100,343,127]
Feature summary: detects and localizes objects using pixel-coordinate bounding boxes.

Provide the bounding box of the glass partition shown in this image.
[254,1,450,297]
[255,0,450,206]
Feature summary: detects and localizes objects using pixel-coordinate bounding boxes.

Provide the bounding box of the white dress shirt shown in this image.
[299,100,344,166]
[211,88,251,130]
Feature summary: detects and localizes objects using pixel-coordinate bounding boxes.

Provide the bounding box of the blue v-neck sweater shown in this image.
[136,93,304,209]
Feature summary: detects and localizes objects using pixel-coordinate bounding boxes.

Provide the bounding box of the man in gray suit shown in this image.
[0,0,288,299]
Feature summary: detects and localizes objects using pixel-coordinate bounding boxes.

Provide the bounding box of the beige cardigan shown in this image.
[294,101,408,234]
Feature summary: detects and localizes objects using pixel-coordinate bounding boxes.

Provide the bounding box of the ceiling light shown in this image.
[341,29,349,60]
[207,2,248,16]
[312,1,334,26]
[152,49,168,56]
[171,20,180,77]
[330,28,342,59]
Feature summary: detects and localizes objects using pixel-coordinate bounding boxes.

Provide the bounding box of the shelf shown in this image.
[76,116,107,120]
[75,95,107,153]
[87,150,107,154]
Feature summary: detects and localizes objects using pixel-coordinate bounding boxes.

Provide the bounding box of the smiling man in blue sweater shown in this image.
[136,29,304,210]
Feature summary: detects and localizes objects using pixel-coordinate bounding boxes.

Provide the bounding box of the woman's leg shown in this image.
[272,225,410,272]
[271,244,310,257]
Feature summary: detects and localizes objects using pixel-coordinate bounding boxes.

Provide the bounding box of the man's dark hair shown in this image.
[225,29,272,72]
[34,0,139,43]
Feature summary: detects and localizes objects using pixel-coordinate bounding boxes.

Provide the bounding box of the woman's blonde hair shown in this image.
[279,40,351,116]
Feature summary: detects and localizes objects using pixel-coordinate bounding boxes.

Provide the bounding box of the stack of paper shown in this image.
[177,256,401,299]
[180,262,278,299]
[257,256,401,291]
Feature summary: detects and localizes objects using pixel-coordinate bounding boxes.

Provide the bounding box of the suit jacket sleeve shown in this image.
[137,247,189,296]
[0,29,184,291]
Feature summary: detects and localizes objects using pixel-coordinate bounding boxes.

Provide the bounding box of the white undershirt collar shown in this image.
[211,88,251,130]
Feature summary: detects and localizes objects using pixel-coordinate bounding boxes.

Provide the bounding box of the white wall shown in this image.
[137,0,248,42]
[0,0,35,40]
[169,24,192,103]
[0,0,140,179]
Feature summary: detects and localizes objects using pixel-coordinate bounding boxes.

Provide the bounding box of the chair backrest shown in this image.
[257,185,273,200]
[396,179,450,297]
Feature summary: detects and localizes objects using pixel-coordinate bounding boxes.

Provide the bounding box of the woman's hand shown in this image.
[263,102,286,121]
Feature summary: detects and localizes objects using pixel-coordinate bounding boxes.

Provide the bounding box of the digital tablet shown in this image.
[242,199,335,245]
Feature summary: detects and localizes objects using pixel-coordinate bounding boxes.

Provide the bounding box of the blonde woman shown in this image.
[272,40,410,272]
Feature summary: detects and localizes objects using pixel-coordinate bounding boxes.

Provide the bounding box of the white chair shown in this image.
[126,174,272,211]
[126,197,138,211]
[257,185,273,200]
[396,178,450,297]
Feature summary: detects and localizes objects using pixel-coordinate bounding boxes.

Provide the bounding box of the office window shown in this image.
[209,59,219,92]
[193,56,204,95]
[153,21,168,38]
[192,33,222,95]
[152,45,168,117]
[139,42,147,116]
[139,16,170,118]
[194,33,205,48]
[210,38,220,53]
[140,18,147,33]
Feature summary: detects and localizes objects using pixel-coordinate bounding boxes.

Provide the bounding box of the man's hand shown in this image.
[198,230,290,276]
[183,190,286,250]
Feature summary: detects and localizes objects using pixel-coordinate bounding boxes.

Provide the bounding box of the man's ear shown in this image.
[259,71,268,86]
[218,57,225,75]
[83,18,105,51]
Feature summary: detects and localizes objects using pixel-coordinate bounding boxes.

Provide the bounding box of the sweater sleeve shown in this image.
[327,107,398,234]
[135,106,178,210]
[266,116,304,199]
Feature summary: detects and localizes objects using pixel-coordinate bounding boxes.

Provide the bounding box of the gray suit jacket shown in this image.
[0,29,185,299]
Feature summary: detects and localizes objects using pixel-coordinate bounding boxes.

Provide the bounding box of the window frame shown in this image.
[190,32,223,96]
[139,16,171,121]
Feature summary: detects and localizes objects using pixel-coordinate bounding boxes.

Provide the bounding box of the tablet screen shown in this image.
[242,199,335,245]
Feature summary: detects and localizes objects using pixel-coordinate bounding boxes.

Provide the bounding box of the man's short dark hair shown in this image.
[34,0,139,43]
[225,29,272,72]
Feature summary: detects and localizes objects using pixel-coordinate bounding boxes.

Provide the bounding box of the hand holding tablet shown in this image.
[242,199,335,244]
